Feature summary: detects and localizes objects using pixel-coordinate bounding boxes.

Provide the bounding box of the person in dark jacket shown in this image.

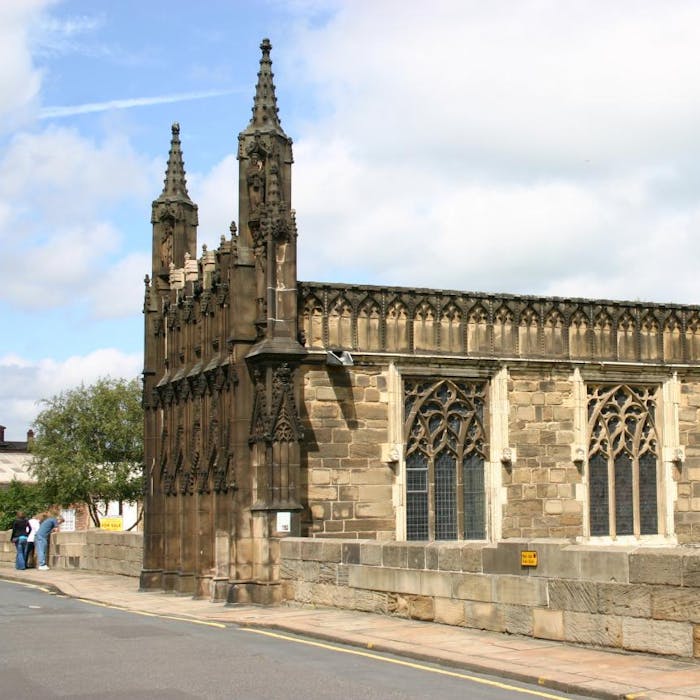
[10,511,30,570]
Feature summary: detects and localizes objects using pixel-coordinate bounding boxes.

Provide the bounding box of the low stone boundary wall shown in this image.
[280,538,700,659]
[0,530,143,577]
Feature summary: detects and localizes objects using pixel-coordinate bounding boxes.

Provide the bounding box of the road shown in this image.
[0,580,589,700]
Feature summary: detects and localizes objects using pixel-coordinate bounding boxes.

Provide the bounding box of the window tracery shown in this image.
[587,384,659,537]
[404,378,487,540]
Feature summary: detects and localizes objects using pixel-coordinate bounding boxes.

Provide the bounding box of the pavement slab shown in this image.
[3,564,700,699]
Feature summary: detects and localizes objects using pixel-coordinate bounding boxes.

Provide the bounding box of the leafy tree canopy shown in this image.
[29,377,143,527]
[0,481,51,531]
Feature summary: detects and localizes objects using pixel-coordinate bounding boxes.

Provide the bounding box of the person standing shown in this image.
[10,511,30,570]
[35,513,63,571]
[25,513,42,568]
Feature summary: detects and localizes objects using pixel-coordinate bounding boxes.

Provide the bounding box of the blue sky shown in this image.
[2,0,700,438]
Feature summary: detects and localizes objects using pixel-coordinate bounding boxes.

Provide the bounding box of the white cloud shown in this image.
[292,2,700,169]
[0,0,49,129]
[189,154,239,250]
[39,88,239,119]
[87,252,152,319]
[0,126,156,222]
[0,126,160,312]
[285,2,700,303]
[0,349,142,440]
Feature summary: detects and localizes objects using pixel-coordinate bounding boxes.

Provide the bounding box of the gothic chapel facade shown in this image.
[142,40,700,605]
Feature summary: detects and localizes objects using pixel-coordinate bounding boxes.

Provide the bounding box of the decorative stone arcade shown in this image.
[141,39,305,604]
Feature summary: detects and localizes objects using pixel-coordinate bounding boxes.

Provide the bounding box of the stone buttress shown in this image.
[141,39,305,604]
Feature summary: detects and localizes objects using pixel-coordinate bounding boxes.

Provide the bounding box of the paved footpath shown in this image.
[2,565,700,699]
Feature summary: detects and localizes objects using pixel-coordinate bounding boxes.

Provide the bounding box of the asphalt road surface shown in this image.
[0,580,590,700]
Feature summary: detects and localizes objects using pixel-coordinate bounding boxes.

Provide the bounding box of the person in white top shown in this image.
[25,514,41,569]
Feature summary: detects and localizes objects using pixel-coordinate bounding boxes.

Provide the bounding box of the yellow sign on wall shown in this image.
[521,550,538,567]
[101,517,123,531]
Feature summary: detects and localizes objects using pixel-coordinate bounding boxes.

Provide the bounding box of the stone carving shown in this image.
[246,149,265,212]
[270,363,304,442]
[249,369,270,443]
[298,283,700,364]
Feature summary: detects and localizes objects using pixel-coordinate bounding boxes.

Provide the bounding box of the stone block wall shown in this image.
[281,537,700,659]
[0,530,143,577]
[504,368,582,539]
[300,365,394,539]
[677,380,700,543]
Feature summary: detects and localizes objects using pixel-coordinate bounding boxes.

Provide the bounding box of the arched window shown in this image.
[404,378,487,540]
[587,384,659,537]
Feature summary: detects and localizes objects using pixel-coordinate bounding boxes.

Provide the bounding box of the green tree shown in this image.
[29,377,143,527]
[0,481,51,530]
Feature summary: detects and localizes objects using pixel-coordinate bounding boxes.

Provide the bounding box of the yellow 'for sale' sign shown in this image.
[100,517,123,531]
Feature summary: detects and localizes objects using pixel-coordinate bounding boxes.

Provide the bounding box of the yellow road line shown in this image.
[5,581,226,630]
[75,597,227,628]
[4,579,54,594]
[242,628,572,699]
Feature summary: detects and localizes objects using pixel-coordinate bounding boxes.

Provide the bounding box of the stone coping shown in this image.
[280,537,700,587]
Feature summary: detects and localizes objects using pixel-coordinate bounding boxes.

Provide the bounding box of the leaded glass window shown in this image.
[404,378,487,540]
[587,384,659,538]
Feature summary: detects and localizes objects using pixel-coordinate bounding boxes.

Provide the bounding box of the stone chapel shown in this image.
[141,39,700,610]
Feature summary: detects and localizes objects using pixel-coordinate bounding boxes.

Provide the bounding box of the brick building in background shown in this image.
[0,425,34,487]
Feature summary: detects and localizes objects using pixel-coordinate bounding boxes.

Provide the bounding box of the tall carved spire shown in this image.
[247,38,286,137]
[151,122,198,284]
[158,122,191,202]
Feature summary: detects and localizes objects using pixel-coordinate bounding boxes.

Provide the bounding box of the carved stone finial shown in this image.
[157,122,191,202]
[230,221,237,236]
[244,37,285,137]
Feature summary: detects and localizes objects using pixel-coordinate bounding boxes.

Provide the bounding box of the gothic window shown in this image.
[587,385,660,538]
[404,378,487,540]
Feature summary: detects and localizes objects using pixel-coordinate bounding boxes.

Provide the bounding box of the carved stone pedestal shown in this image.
[139,568,163,591]
[227,579,284,606]
[175,571,195,595]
